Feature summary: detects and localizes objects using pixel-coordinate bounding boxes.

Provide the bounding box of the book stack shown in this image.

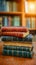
[1,27,32,42]
[1,27,33,58]
[3,44,33,58]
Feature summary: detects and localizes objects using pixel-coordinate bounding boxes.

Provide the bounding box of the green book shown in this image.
[3,49,33,58]
[3,45,33,52]
[12,2,17,12]
[12,16,20,26]
[9,2,13,12]
[31,17,35,28]
[6,1,9,12]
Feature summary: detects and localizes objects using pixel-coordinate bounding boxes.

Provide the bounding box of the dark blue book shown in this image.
[0,0,9,12]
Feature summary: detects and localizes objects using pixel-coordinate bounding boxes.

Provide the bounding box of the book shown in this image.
[3,49,33,58]
[0,0,5,12]
[9,2,13,12]
[26,17,31,28]
[3,45,33,51]
[12,16,20,26]
[2,16,8,26]
[3,41,32,47]
[6,1,9,12]
[8,16,12,26]
[0,0,9,12]
[2,32,29,38]
[2,27,28,32]
[31,17,35,28]
[3,1,9,12]
[12,1,17,12]
[2,34,32,42]
[0,17,2,28]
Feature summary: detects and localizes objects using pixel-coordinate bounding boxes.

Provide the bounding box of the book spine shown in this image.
[9,2,13,12]
[0,17,2,28]
[3,45,33,51]
[8,16,12,26]
[3,17,8,26]
[12,2,17,12]
[6,2,9,12]
[2,32,28,38]
[31,18,35,28]
[26,18,30,28]
[3,49,33,58]
[2,27,28,32]
[2,34,32,42]
[12,16,20,26]
[0,1,4,12]
[3,1,9,12]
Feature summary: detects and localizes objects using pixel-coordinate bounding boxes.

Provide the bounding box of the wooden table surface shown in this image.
[0,54,36,65]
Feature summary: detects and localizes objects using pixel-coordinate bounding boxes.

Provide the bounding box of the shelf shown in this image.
[26,0,36,1]
[0,12,22,16]
[28,28,36,30]
[25,13,36,17]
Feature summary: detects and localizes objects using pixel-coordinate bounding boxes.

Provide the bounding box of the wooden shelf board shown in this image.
[26,0,36,1]
[29,28,36,30]
[25,13,36,17]
[0,12,22,16]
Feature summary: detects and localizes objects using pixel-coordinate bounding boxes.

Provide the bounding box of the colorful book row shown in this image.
[0,16,21,26]
[0,1,18,12]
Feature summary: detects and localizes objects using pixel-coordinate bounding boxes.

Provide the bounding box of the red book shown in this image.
[2,27,28,32]
[2,32,29,38]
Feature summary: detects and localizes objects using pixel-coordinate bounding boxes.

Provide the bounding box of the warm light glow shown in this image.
[29,3,35,10]
[25,1,36,13]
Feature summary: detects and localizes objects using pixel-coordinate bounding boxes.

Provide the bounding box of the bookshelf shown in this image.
[25,0,36,33]
[0,0,33,58]
[0,0,36,33]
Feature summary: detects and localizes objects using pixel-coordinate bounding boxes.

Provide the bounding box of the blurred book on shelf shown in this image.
[26,17,31,28]
[31,17,35,28]
[0,1,18,12]
[12,16,20,26]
